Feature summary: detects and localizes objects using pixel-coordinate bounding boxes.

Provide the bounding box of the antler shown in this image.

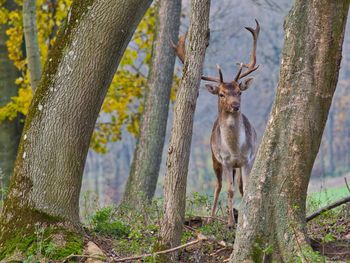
[171,33,222,83]
[234,19,260,81]
[171,32,187,64]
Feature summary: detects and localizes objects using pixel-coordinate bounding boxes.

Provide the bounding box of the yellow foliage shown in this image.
[0,1,159,153]
[0,0,72,125]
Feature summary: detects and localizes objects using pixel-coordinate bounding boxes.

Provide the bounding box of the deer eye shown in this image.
[237,91,242,96]
[219,93,225,98]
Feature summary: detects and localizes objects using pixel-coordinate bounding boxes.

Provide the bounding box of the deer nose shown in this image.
[231,104,240,112]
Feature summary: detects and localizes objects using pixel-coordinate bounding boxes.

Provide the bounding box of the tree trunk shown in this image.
[23,0,42,91]
[160,0,210,249]
[121,0,182,209]
[0,0,22,191]
[327,108,335,175]
[0,0,152,258]
[232,1,349,262]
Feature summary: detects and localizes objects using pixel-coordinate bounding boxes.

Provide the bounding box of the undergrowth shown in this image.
[85,192,235,261]
[0,189,348,262]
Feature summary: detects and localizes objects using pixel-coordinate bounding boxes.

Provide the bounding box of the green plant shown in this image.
[89,206,130,237]
[186,192,211,217]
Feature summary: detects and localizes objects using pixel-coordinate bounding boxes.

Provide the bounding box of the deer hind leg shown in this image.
[224,165,235,228]
[210,155,222,220]
[236,167,244,196]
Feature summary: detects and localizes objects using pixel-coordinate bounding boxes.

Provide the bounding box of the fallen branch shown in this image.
[114,233,208,262]
[209,246,232,257]
[63,254,107,263]
[306,196,350,222]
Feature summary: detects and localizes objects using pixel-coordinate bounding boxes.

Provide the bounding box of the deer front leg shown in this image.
[223,165,235,228]
[210,156,222,221]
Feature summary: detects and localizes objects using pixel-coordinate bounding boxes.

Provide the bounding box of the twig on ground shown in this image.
[184,224,197,233]
[306,196,350,222]
[63,254,107,263]
[114,234,208,262]
[209,246,232,256]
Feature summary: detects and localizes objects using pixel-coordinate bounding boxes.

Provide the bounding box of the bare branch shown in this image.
[306,196,350,222]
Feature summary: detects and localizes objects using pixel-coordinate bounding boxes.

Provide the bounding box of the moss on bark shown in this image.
[0,225,83,261]
[1,0,153,260]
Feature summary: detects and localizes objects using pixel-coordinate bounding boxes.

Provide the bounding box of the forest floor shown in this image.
[74,192,350,263]
[2,192,348,262]
[83,210,350,262]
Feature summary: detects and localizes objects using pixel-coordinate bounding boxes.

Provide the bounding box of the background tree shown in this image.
[232,0,349,261]
[160,0,210,249]
[121,0,182,208]
[0,0,22,191]
[23,0,41,91]
[0,0,152,258]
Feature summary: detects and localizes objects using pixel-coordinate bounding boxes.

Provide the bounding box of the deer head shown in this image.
[172,20,260,114]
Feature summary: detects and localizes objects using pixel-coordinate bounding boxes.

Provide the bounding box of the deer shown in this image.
[172,20,260,228]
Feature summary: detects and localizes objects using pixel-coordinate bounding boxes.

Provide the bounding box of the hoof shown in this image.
[227,221,236,229]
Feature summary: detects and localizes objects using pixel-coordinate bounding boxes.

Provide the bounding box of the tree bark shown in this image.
[0,0,152,257]
[23,0,42,91]
[160,0,210,249]
[0,0,22,191]
[232,1,349,262]
[121,0,182,209]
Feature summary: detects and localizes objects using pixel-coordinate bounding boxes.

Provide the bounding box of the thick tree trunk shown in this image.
[0,0,152,257]
[121,0,182,209]
[232,1,349,262]
[23,0,41,91]
[0,0,22,190]
[160,0,210,249]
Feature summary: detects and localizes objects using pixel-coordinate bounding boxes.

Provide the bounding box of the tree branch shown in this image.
[114,234,208,262]
[306,196,350,222]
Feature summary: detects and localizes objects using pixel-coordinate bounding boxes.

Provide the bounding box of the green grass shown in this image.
[309,186,349,206]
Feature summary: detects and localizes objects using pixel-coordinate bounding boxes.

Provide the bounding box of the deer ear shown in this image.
[206,84,218,94]
[239,78,254,91]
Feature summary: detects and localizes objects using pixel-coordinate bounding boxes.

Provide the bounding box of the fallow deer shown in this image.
[172,20,260,227]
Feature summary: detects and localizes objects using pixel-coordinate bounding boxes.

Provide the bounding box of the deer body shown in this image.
[212,113,256,169]
[210,102,257,227]
[172,19,260,227]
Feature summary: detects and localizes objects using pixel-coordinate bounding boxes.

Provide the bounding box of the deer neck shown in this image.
[218,110,244,152]
[218,110,242,129]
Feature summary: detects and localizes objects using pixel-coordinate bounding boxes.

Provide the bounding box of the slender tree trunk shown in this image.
[232,1,349,262]
[327,108,335,175]
[0,0,152,258]
[0,0,22,190]
[121,0,182,209]
[23,0,42,91]
[160,0,210,249]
